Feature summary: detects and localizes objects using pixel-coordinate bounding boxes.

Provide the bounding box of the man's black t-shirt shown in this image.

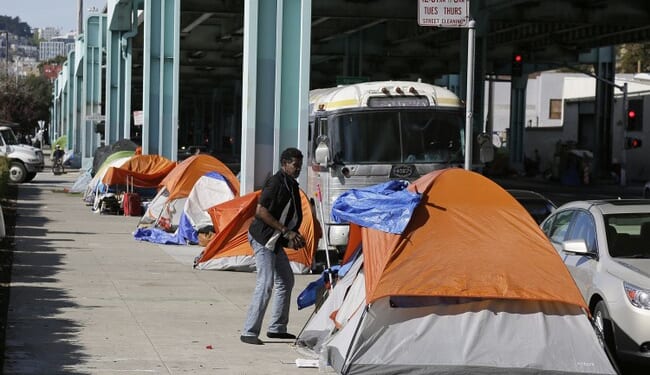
[249,170,302,249]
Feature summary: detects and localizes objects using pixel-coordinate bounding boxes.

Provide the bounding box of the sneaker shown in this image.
[266,332,296,339]
[240,335,264,345]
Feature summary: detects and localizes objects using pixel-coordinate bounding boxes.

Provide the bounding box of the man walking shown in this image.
[240,147,306,345]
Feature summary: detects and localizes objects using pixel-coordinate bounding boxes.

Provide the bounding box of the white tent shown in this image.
[183,172,235,231]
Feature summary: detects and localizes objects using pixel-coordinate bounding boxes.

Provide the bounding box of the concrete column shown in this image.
[106,0,139,144]
[142,0,180,159]
[82,14,107,167]
[594,47,615,178]
[240,0,311,193]
[509,76,527,168]
[276,0,311,177]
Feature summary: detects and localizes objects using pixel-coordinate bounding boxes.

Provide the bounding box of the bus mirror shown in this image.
[315,142,330,166]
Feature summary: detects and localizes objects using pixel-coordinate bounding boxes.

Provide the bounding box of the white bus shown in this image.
[308,80,476,259]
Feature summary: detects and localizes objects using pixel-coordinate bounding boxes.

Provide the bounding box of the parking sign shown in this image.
[418,0,470,28]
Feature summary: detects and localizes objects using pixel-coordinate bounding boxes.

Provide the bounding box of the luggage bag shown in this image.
[123,175,142,216]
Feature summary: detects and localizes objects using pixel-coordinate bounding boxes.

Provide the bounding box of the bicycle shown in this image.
[52,157,64,175]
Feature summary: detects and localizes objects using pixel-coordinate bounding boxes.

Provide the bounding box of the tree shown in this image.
[618,43,650,73]
[0,15,32,38]
[0,73,52,135]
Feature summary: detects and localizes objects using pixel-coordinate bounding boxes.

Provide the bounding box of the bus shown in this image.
[307,80,480,259]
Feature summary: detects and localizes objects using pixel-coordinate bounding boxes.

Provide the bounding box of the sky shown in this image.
[1,0,107,34]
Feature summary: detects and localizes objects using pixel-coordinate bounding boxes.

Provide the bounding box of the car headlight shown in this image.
[624,282,650,310]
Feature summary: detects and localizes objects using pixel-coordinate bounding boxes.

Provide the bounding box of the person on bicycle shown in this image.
[53,145,65,162]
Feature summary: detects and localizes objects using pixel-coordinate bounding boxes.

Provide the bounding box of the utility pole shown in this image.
[78,0,84,35]
[1,31,8,77]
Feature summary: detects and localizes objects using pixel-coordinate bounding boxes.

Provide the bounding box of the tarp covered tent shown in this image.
[92,139,139,176]
[138,154,240,228]
[102,154,176,189]
[297,168,615,375]
[134,172,236,245]
[67,170,93,193]
[193,189,321,274]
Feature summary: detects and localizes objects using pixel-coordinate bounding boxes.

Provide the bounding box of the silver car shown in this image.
[540,199,650,367]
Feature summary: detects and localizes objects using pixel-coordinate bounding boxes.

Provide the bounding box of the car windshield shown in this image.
[604,213,650,258]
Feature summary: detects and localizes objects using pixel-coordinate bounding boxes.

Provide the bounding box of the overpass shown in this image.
[51,0,650,191]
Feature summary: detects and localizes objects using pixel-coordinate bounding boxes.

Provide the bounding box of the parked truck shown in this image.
[308,80,481,258]
[0,126,45,183]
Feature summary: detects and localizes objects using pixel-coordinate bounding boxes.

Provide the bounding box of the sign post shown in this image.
[418,0,474,170]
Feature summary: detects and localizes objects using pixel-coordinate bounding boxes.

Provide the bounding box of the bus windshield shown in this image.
[330,109,464,164]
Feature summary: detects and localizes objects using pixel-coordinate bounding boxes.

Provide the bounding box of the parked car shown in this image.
[507,189,556,224]
[540,199,650,367]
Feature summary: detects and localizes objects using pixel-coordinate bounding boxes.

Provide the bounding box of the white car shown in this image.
[540,199,650,368]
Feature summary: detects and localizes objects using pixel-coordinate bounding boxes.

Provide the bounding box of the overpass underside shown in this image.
[51,0,650,190]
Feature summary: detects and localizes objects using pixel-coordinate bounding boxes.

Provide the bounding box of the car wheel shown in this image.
[593,301,618,362]
[9,161,27,183]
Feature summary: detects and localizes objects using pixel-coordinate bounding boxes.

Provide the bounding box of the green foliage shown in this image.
[0,16,32,38]
[618,44,650,73]
[0,74,52,135]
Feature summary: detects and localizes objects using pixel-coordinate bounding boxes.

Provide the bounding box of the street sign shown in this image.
[86,114,105,122]
[133,110,144,126]
[418,0,470,28]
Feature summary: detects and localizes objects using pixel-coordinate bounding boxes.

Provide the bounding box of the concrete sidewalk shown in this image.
[3,171,322,374]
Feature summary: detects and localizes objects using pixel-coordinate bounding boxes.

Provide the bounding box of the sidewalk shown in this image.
[3,171,321,374]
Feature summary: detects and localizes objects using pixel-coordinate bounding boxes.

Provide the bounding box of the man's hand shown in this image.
[285,230,306,249]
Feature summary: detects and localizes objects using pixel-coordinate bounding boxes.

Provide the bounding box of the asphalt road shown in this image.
[491,175,646,207]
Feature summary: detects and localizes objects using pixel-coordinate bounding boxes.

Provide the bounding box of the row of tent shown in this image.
[69,140,320,274]
[68,143,617,374]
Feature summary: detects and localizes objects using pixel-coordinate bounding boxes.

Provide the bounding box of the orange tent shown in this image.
[296,168,614,375]
[193,190,321,274]
[362,168,586,309]
[102,154,176,188]
[160,154,240,199]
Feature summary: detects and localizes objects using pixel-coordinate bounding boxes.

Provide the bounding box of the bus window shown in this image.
[401,110,464,163]
[331,112,401,163]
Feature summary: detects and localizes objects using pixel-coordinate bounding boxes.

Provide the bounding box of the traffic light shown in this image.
[625,137,642,149]
[626,100,643,131]
[511,53,523,77]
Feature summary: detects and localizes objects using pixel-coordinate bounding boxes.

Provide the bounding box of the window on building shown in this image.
[549,99,562,120]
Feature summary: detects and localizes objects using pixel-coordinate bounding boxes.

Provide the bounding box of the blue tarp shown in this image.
[297,247,361,310]
[133,212,198,245]
[331,180,421,234]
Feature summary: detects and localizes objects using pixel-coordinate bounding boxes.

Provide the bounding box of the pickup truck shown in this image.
[0,126,45,183]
